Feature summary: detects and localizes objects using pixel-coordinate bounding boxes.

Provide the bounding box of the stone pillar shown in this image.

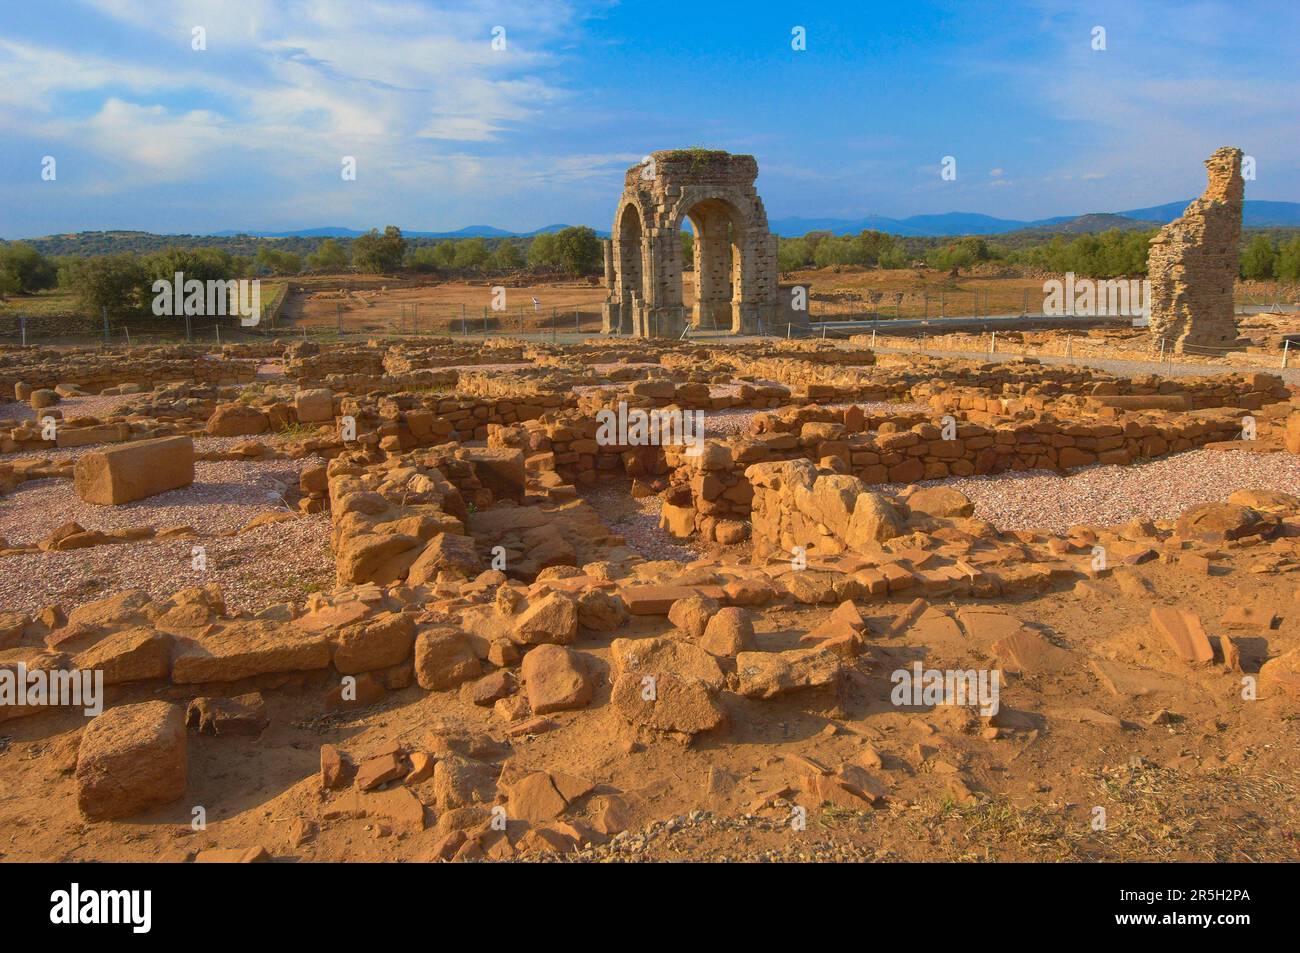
[1147,147,1244,353]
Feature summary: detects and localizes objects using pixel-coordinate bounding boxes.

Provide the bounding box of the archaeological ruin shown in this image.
[601,150,783,338]
[1148,146,1246,353]
[3,320,1300,863]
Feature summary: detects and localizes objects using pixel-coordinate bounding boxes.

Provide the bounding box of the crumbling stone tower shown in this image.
[1147,147,1244,353]
[602,150,780,337]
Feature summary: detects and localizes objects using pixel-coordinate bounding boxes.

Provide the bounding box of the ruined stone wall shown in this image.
[1148,147,1244,352]
[926,372,1289,418]
[663,408,1247,543]
[0,348,256,395]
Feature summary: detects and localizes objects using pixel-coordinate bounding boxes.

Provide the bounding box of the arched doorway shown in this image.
[681,198,743,331]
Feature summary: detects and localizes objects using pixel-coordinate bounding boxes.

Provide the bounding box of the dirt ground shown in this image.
[278,274,611,335]
[2,537,1296,862]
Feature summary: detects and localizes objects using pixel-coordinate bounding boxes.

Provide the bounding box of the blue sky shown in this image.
[1,0,1297,237]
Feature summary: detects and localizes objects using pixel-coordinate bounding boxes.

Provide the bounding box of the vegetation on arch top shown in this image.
[649,149,757,171]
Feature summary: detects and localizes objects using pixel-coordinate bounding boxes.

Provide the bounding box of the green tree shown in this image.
[1277,237,1300,282]
[0,242,58,293]
[813,236,861,267]
[1241,235,1276,280]
[527,233,560,269]
[452,237,489,271]
[405,245,439,272]
[552,226,602,276]
[307,238,349,272]
[681,231,694,267]
[351,226,407,273]
[777,237,812,272]
[63,253,151,323]
[254,246,302,275]
[491,241,523,271]
[433,240,458,270]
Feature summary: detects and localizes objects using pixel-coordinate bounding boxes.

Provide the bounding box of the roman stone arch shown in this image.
[675,195,745,331]
[602,150,779,337]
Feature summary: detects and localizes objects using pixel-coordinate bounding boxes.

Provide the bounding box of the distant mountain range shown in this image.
[200,200,1300,242]
[765,200,1300,237]
[13,201,1300,252]
[208,224,578,239]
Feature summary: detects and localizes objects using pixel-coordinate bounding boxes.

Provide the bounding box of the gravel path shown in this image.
[0,458,308,545]
[0,392,131,424]
[2,434,282,467]
[0,515,332,616]
[891,448,1300,532]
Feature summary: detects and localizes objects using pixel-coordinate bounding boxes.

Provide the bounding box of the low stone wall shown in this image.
[1,347,256,396]
[920,371,1289,418]
[661,406,1249,543]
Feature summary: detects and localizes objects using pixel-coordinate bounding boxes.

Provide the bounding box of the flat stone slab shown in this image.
[171,621,332,684]
[74,435,194,505]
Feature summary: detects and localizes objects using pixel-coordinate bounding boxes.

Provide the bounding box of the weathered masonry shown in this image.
[1147,146,1245,353]
[602,150,781,337]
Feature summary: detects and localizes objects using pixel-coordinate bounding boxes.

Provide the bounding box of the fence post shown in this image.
[19,314,26,347]
[989,331,996,355]
[124,326,131,346]
[1283,339,1291,369]
[870,328,877,348]
[215,324,221,345]
[185,314,192,343]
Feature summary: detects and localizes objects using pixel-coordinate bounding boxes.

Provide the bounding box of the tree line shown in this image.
[775,227,1300,279]
[0,225,605,321]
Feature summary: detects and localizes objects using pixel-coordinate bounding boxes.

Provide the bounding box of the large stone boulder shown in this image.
[1174,502,1276,541]
[74,436,194,505]
[206,402,270,437]
[75,701,187,820]
[906,486,975,519]
[737,648,843,699]
[844,492,905,549]
[521,644,591,714]
[406,533,483,584]
[294,388,335,423]
[414,627,481,690]
[511,591,579,645]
